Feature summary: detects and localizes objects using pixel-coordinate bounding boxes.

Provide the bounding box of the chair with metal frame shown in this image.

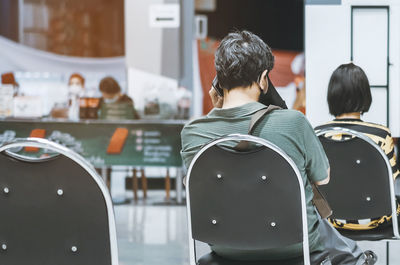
[0,137,119,265]
[186,134,320,265]
[316,127,400,265]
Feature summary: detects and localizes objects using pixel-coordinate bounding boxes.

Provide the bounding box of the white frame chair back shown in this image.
[0,137,119,265]
[185,133,310,265]
[316,127,400,239]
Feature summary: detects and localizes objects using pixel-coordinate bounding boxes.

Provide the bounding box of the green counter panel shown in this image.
[0,120,185,167]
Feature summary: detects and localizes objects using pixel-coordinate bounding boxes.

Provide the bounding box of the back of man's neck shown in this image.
[222,87,258,109]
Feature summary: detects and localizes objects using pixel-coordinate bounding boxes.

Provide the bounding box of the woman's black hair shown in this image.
[327,63,372,116]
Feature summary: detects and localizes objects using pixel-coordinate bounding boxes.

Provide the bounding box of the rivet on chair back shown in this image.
[57,189,64,196]
[71,246,78,253]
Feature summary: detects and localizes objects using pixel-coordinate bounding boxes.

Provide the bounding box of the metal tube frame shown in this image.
[185,133,311,265]
[176,167,184,204]
[316,127,400,239]
[0,137,119,265]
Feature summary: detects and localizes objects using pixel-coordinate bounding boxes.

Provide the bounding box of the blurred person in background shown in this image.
[98,76,139,120]
[315,63,400,231]
[68,73,85,120]
[291,53,306,114]
[292,75,306,114]
[68,73,85,95]
[51,73,85,119]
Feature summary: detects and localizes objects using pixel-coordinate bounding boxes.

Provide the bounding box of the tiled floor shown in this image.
[110,166,400,265]
[115,204,189,265]
[114,198,400,265]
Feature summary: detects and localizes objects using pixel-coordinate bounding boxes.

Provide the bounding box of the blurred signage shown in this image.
[195,0,217,12]
[0,121,184,167]
[149,4,180,28]
[13,96,43,118]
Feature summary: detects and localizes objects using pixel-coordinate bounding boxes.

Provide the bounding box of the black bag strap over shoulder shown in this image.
[234,105,281,151]
[248,105,282,134]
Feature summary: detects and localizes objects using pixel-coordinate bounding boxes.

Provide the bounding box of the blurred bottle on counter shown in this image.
[144,97,160,115]
[175,86,192,119]
[0,73,19,118]
[79,88,100,119]
[1,72,19,95]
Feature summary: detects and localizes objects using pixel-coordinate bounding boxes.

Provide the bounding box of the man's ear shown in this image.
[259,69,269,94]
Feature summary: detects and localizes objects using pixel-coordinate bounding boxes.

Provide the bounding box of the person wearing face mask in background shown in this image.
[51,73,85,119]
[68,73,85,120]
[98,76,140,120]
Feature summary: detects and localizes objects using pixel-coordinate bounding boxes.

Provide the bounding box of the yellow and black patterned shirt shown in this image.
[315,119,400,230]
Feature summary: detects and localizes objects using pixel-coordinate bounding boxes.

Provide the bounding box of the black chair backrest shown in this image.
[0,138,118,265]
[316,128,393,220]
[186,134,308,250]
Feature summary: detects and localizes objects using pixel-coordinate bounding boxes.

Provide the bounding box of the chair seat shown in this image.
[337,224,397,241]
[198,252,305,265]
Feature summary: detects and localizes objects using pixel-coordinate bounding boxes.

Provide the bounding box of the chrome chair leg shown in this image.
[386,241,389,265]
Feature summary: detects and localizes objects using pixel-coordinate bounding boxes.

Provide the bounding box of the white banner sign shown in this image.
[149,4,180,28]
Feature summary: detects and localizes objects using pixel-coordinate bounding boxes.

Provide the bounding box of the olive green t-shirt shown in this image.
[98,94,139,120]
[181,102,330,261]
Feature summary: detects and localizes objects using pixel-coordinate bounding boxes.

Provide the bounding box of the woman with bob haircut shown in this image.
[315,62,400,231]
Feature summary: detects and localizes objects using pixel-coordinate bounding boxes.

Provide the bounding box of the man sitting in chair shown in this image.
[180,31,376,265]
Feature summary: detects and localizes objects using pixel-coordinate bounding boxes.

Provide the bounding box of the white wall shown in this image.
[125,0,163,76]
[125,0,181,79]
[306,4,349,127]
[305,0,400,136]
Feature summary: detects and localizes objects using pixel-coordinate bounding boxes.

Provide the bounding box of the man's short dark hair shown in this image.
[327,63,372,116]
[215,30,274,90]
[99,76,121,94]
